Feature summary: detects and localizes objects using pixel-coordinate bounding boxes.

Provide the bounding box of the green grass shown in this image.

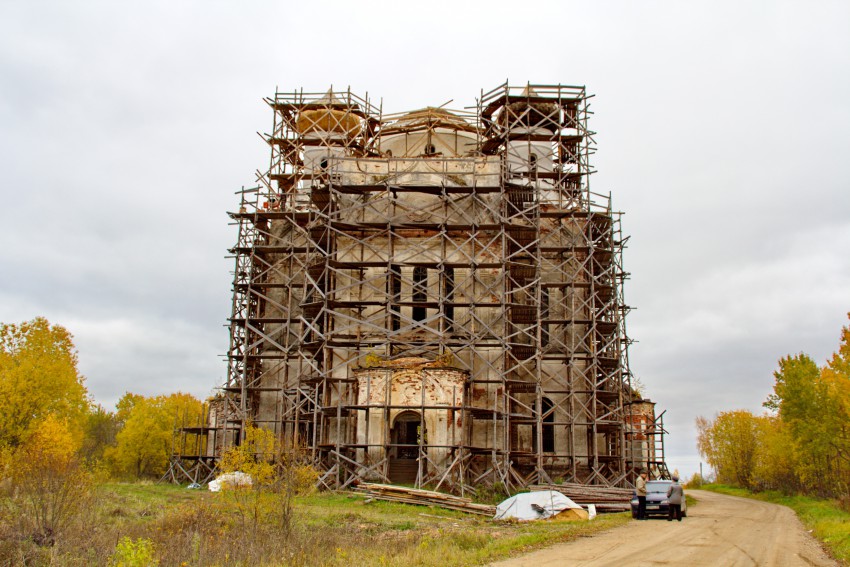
[95,482,204,526]
[702,484,850,564]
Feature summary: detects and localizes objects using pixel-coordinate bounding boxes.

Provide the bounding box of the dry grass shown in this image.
[0,483,629,566]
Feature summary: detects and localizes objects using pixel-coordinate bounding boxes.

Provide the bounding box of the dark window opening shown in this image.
[542,397,555,452]
[389,265,401,331]
[533,397,556,453]
[541,288,550,347]
[444,267,454,332]
[412,266,428,322]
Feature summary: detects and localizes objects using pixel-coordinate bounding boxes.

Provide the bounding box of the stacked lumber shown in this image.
[354,482,496,516]
[531,483,633,513]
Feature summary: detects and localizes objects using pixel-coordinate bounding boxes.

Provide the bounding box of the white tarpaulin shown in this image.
[208,471,253,492]
[494,490,582,521]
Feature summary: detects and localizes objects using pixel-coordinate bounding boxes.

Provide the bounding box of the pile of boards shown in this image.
[531,483,633,512]
[353,482,496,516]
[352,482,632,516]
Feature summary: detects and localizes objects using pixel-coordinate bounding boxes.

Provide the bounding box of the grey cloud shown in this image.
[2,0,849,479]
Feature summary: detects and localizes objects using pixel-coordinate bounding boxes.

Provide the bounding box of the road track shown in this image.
[489,489,837,566]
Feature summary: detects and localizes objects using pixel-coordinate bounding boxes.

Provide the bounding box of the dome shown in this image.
[295,88,363,137]
[381,107,477,136]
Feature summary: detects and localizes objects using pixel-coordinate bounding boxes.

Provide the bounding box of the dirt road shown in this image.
[490,489,836,566]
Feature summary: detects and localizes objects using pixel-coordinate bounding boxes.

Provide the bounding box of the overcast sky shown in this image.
[2,0,848,478]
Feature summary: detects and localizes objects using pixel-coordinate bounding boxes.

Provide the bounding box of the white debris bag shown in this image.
[208,471,253,492]
[494,490,582,521]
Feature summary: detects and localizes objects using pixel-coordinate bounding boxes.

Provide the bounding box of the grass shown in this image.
[702,484,850,564]
[0,483,630,566]
[284,491,631,566]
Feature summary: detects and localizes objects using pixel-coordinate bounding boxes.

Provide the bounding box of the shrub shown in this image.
[217,425,317,539]
[684,472,704,489]
[110,537,157,567]
[8,415,93,546]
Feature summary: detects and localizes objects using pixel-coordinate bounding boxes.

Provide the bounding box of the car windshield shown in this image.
[647,481,671,493]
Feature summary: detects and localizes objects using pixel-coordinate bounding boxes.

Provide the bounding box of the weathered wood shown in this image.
[354,483,496,516]
[530,483,634,513]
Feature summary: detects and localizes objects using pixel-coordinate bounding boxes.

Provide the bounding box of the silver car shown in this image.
[630,480,687,518]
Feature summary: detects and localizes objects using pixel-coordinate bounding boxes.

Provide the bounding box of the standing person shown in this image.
[635,469,648,520]
[667,475,684,521]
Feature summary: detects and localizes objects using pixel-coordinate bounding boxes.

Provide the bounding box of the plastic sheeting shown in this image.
[208,471,253,492]
[494,490,582,521]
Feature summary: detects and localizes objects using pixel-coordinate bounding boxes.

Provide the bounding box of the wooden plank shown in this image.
[353,484,496,516]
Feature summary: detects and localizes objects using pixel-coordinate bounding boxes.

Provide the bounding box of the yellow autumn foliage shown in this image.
[105,392,203,479]
[700,312,850,497]
[0,318,90,450]
[219,423,280,487]
[9,414,92,544]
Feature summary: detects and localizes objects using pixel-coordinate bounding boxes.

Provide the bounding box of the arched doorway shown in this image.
[389,411,423,484]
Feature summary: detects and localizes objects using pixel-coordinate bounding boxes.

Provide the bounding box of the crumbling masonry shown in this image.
[168,83,668,492]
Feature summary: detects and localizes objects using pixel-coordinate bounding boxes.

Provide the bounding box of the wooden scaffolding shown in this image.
[171,83,662,493]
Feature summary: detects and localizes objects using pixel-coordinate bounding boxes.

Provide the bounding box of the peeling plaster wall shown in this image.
[352,366,466,479]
